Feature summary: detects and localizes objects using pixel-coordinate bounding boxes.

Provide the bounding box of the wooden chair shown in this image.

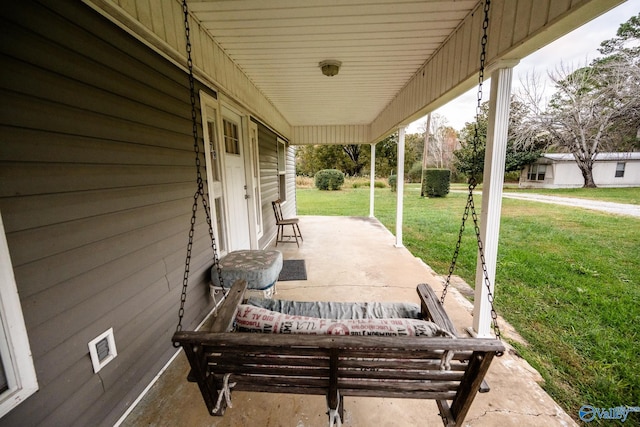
[272,199,303,247]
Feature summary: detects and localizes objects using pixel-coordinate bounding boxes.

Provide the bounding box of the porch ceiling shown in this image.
[188,0,478,126]
[91,0,625,143]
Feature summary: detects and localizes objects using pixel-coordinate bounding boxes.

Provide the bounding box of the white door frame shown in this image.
[201,92,261,251]
[0,211,38,417]
[200,91,230,256]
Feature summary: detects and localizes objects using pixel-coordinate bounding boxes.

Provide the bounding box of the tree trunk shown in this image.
[579,164,597,188]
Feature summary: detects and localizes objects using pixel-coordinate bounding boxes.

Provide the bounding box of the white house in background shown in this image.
[520,153,640,188]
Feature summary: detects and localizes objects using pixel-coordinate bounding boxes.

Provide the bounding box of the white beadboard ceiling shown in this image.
[188,0,478,126]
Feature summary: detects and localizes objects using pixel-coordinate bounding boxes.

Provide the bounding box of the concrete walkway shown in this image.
[122,216,577,427]
[502,192,640,217]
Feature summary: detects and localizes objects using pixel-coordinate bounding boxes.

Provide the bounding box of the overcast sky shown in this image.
[407,1,639,134]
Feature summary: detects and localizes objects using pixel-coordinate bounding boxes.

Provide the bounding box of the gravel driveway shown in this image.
[502,192,640,217]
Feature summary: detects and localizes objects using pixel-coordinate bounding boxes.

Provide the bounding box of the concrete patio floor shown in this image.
[121,216,577,427]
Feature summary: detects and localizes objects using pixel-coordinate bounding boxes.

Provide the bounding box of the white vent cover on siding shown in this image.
[88,328,117,373]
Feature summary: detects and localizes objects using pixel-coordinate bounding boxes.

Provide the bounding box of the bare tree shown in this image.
[515,59,640,187]
[419,113,458,169]
[421,113,431,170]
[514,13,640,188]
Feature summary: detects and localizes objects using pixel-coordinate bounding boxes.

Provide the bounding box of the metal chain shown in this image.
[441,0,490,304]
[175,0,225,342]
[440,0,502,346]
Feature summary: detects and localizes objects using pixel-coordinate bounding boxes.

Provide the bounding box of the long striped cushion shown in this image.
[235,304,453,337]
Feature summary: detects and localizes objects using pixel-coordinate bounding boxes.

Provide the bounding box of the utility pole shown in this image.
[420,113,431,197]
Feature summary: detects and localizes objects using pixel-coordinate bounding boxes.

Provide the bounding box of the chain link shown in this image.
[440,0,502,349]
[174,0,225,344]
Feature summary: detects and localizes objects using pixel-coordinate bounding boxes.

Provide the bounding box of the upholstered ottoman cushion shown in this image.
[212,250,283,291]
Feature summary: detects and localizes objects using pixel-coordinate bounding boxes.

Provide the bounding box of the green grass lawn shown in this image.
[297,184,640,424]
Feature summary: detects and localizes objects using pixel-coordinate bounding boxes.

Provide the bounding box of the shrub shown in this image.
[352,180,387,189]
[408,162,424,183]
[422,169,451,197]
[315,169,345,190]
[504,170,521,183]
[388,175,397,192]
[450,169,467,184]
[296,175,314,188]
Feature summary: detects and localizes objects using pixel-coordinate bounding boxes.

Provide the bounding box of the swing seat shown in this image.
[173,280,504,427]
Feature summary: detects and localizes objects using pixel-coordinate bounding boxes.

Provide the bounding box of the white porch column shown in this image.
[369,143,376,217]
[395,127,406,248]
[472,66,514,337]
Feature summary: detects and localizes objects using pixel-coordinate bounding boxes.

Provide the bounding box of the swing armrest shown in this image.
[417,284,458,337]
[209,279,248,333]
[418,284,493,394]
[185,280,246,383]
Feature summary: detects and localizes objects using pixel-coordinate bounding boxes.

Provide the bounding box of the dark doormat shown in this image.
[278,259,307,281]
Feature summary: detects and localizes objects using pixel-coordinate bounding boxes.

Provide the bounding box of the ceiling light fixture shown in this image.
[319,60,342,77]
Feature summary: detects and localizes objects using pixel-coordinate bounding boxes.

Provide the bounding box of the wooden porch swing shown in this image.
[171,1,504,426]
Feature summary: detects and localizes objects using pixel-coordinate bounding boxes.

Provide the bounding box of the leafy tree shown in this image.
[341,144,365,176]
[295,131,427,178]
[372,132,422,178]
[453,98,543,180]
[598,13,640,58]
[374,133,398,177]
[596,12,640,153]
[514,13,640,187]
[295,144,369,176]
[404,133,423,173]
[295,145,318,176]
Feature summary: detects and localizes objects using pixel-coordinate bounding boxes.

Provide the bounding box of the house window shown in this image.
[277,138,287,202]
[615,162,625,178]
[527,164,546,181]
[0,211,38,417]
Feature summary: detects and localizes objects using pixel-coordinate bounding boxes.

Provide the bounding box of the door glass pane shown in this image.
[277,140,286,172]
[214,197,226,253]
[223,120,240,155]
[251,128,262,232]
[0,346,7,394]
[207,121,220,181]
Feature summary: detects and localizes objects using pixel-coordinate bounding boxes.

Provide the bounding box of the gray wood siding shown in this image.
[256,122,279,248]
[0,1,217,425]
[88,0,292,138]
[255,122,296,248]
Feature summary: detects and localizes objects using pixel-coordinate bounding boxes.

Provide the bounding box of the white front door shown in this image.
[222,108,251,251]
